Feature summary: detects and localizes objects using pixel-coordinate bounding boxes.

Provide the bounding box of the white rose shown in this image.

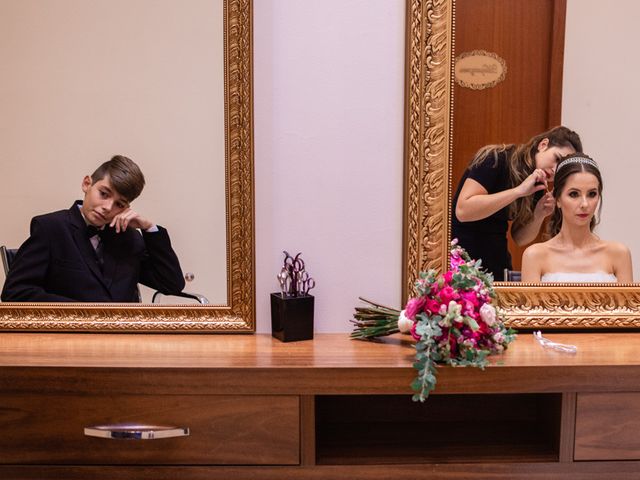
[480,303,497,326]
[397,310,414,334]
[493,331,505,343]
[448,300,462,316]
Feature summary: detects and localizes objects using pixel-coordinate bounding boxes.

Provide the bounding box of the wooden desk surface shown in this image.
[0,332,638,394]
[0,331,638,367]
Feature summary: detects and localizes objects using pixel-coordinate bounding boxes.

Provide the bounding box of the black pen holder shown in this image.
[270,293,314,342]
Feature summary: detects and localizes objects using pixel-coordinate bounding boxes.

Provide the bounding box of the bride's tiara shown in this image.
[556,155,599,173]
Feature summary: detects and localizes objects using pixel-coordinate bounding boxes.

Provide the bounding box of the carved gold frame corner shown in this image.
[0,0,255,333]
[403,0,640,329]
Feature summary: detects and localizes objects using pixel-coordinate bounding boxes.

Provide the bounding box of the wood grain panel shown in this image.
[558,392,576,462]
[3,333,640,476]
[575,392,640,460]
[0,395,299,465]
[3,334,640,395]
[4,462,640,480]
[300,395,316,466]
[4,332,640,370]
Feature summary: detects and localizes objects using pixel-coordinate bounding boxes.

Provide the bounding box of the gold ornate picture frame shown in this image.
[0,0,255,333]
[402,0,640,329]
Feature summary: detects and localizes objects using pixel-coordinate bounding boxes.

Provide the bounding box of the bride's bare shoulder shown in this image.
[601,240,629,253]
[602,240,632,258]
[522,240,552,261]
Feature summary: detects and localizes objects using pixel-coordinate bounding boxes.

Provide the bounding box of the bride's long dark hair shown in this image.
[548,153,603,237]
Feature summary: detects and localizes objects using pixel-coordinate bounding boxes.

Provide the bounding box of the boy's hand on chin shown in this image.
[110,208,154,233]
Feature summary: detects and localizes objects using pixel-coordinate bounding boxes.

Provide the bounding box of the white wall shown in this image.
[562,0,640,280]
[253,0,406,332]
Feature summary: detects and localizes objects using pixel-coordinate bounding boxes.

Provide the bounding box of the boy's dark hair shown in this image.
[91,155,145,202]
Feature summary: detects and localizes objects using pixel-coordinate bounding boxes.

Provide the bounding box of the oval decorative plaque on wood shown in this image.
[455,50,507,90]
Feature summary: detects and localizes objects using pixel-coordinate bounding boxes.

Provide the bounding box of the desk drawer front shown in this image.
[0,395,299,465]
[575,392,640,461]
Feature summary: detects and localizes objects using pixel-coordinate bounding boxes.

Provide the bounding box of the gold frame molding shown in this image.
[0,0,255,333]
[403,0,640,329]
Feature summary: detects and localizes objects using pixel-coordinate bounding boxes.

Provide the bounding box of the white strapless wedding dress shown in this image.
[540,271,618,283]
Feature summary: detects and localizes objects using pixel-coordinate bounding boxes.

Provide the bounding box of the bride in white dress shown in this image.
[521,154,633,283]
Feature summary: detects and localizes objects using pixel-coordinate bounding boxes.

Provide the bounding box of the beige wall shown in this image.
[563,0,640,280]
[0,0,227,302]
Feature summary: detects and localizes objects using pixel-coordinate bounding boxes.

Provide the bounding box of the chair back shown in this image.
[1,246,18,276]
[503,269,522,282]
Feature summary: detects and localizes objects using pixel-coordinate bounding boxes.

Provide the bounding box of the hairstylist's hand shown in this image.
[110,208,154,233]
[533,191,555,220]
[516,169,549,197]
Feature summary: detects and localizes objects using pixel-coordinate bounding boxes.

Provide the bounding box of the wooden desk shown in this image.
[1,333,640,479]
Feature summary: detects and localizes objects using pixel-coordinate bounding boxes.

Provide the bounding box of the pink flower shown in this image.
[450,253,465,271]
[404,297,426,320]
[426,299,442,315]
[438,286,459,304]
[477,321,489,335]
[460,291,480,308]
[461,300,477,316]
[443,271,454,283]
[461,327,476,339]
[478,292,491,303]
[410,322,421,341]
[448,335,459,356]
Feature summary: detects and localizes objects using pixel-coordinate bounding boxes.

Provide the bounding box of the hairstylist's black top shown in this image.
[451,149,513,280]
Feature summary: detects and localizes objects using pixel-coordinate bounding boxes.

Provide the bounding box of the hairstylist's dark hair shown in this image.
[470,126,582,232]
[91,155,145,202]
[548,153,602,237]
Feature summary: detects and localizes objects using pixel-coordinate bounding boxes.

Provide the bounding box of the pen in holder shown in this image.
[271,251,316,342]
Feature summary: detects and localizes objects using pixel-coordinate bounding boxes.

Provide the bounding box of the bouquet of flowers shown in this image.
[350,241,517,402]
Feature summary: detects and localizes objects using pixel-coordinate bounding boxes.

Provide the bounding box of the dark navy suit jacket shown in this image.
[1,202,185,302]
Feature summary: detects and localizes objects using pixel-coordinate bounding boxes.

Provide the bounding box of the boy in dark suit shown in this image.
[1,155,185,302]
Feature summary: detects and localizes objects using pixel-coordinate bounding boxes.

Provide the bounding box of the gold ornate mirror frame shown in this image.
[0,0,254,333]
[403,0,640,329]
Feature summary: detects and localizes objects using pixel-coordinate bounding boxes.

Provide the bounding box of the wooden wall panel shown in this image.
[0,394,300,465]
[452,0,566,271]
[575,392,640,461]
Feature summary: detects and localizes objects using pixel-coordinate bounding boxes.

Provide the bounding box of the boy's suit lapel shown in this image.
[100,229,117,290]
[66,203,112,296]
